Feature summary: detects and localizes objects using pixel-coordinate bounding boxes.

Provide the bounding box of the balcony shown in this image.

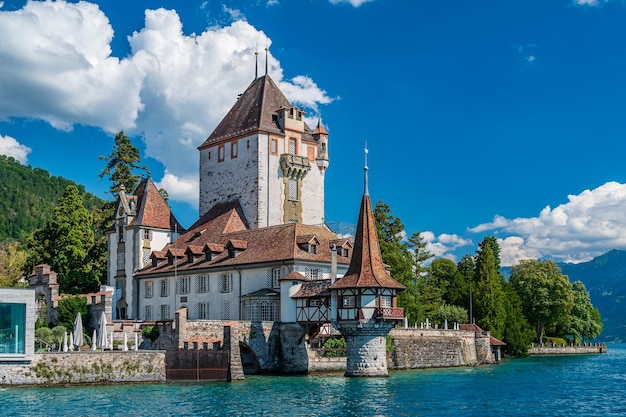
[375,307,404,321]
[280,154,310,179]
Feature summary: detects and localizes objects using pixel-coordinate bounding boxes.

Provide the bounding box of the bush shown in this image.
[141,325,159,343]
[323,336,346,357]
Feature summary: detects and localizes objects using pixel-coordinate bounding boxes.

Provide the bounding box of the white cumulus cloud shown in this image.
[421,231,473,263]
[0,2,332,209]
[329,0,374,6]
[470,182,626,265]
[0,134,31,164]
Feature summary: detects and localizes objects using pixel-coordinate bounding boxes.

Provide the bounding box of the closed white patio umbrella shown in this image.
[97,311,108,350]
[73,312,84,349]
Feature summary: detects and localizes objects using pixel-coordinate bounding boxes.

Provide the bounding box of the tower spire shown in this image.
[255,44,259,79]
[265,43,269,76]
[364,145,369,196]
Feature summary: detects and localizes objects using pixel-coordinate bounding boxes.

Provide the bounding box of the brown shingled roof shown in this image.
[198,75,313,149]
[329,194,405,291]
[129,177,185,231]
[137,219,350,276]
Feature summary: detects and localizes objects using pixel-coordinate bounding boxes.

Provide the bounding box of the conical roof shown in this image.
[329,193,405,290]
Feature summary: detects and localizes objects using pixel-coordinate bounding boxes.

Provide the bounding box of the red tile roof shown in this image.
[329,194,405,290]
[136,205,350,276]
[129,177,185,231]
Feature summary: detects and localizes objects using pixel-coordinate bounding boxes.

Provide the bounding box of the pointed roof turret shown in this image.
[129,176,185,232]
[329,150,405,291]
[312,119,328,136]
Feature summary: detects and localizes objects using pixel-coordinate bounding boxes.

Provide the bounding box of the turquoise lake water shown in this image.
[2,344,625,417]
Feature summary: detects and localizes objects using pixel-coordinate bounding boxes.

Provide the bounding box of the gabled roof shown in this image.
[329,193,405,291]
[129,177,185,231]
[198,75,313,149]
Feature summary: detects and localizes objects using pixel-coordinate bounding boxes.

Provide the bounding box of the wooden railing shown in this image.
[375,307,404,320]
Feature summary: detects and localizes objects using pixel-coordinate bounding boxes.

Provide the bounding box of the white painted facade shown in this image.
[137,262,344,323]
[199,124,327,229]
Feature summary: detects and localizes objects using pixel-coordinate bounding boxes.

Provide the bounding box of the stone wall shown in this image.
[0,351,166,386]
[388,328,493,369]
[528,344,607,355]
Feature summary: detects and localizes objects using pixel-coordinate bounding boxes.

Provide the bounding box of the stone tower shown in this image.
[197,74,329,229]
[329,156,405,377]
[107,177,184,320]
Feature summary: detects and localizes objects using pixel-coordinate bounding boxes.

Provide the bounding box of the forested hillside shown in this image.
[0,155,107,243]
[558,250,626,343]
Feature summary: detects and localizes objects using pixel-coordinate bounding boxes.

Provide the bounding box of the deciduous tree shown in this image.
[510,259,575,343]
[569,280,603,343]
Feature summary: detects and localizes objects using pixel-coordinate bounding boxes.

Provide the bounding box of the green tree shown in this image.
[56,295,88,333]
[432,304,468,326]
[509,259,575,343]
[431,258,468,308]
[98,131,147,196]
[568,280,603,343]
[502,282,534,356]
[374,201,419,324]
[26,185,98,293]
[473,239,506,339]
[457,254,475,319]
[0,240,27,287]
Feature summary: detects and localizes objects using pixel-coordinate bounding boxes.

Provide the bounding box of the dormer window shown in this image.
[187,253,194,263]
[167,255,174,265]
[152,258,158,267]
[310,244,317,254]
[342,248,349,257]
[205,251,212,262]
[226,240,247,258]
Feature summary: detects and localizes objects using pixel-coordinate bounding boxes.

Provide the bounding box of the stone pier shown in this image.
[338,321,395,377]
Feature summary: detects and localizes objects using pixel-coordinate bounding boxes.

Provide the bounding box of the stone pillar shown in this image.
[338,321,395,377]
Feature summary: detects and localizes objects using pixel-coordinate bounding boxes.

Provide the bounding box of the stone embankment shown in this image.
[528,343,607,355]
[0,351,165,386]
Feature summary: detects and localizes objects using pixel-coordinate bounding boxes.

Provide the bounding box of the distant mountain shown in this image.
[558,250,626,342]
[0,155,107,243]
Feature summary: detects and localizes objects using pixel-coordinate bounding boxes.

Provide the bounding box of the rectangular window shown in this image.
[343,296,356,308]
[271,268,283,288]
[144,281,153,299]
[221,300,230,320]
[160,279,169,297]
[260,301,270,321]
[177,276,190,294]
[220,273,232,293]
[218,145,225,162]
[144,305,152,321]
[142,249,151,267]
[117,253,125,270]
[231,141,238,158]
[310,244,317,254]
[160,304,171,320]
[118,225,124,242]
[196,275,208,293]
[305,267,321,280]
[289,138,296,155]
[208,151,211,160]
[197,302,208,320]
[381,295,392,308]
[288,178,298,201]
[270,138,278,155]
[143,229,152,240]
[0,303,26,355]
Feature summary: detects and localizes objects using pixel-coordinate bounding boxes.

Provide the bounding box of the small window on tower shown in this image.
[218,145,225,162]
[289,138,296,155]
[231,141,238,158]
[208,151,211,160]
[288,178,298,201]
[270,138,278,155]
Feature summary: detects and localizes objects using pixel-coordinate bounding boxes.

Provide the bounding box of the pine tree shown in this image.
[98,131,147,195]
[473,239,506,339]
[26,185,97,293]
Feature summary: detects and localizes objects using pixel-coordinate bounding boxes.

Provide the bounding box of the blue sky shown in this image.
[1,0,626,266]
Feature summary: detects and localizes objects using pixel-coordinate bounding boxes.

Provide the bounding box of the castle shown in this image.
[105,64,498,377]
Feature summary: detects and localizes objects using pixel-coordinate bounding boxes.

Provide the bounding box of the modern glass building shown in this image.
[0,289,35,361]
